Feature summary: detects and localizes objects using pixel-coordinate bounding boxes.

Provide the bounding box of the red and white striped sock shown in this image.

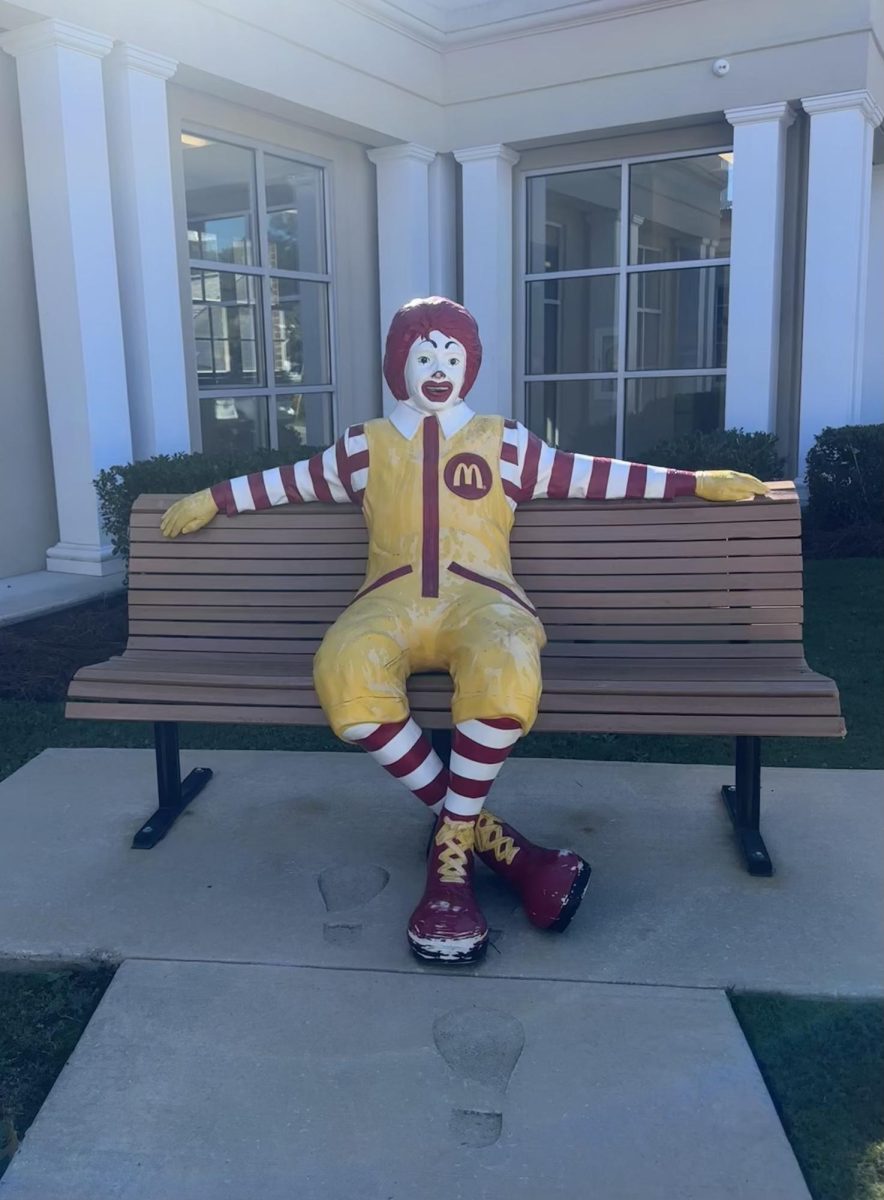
[341,718,448,807]
[444,718,522,817]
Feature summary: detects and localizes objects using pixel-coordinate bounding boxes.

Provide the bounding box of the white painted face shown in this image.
[403,329,467,416]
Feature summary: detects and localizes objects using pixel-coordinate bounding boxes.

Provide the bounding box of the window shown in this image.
[522,151,732,461]
[182,132,335,455]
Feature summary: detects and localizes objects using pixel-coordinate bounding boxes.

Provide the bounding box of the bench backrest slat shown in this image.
[127,484,804,659]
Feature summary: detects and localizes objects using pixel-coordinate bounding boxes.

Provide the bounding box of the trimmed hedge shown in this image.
[803,423,883,558]
[805,423,884,528]
[642,427,786,479]
[94,446,322,564]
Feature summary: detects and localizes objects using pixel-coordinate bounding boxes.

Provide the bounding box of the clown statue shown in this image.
[162,297,766,965]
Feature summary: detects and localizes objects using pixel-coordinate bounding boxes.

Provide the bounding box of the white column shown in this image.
[1,20,132,576]
[724,103,795,432]
[103,44,190,459]
[798,90,883,472]
[366,143,436,413]
[454,145,520,417]
[861,164,884,424]
[428,152,457,300]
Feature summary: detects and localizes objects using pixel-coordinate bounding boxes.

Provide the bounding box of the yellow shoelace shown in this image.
[475,811,519,866]
[434,818,476,884]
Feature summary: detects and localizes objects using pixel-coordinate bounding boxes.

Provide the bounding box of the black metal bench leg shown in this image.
[132,723,213,849]
[720,736,773,876]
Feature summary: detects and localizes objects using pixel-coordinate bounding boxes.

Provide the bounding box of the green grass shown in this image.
[0,967,114,1178]
[0,557,880,783]
[732,993,884,1200]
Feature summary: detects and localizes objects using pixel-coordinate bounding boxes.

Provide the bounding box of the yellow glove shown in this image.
[695,470,769,502]
[160,488,219,538]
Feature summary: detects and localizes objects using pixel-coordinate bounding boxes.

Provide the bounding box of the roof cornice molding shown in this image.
[726,102,796,128]
[802,90,884,127]
[0,18,113,59]
[367,143,437,164]
[108,43,178,80]
[338,0,707,51]
[453,144,520,165]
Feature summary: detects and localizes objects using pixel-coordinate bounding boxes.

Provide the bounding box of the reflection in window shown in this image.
[627,266,729,371]
[191,270,261,386]
[181,132,334,453]
[625,376,725,461]
[527,380,617,457]
[199,395,269,456]
[276,393,334,455]
[527,168,620,272]
[183,136,256,265]
[270,278,331,387]
[526,276,618,376]
[524,151,731,458]
[629,155,732,262]
[265,155,326,274]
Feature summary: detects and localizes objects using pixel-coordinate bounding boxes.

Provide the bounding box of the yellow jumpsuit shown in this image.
[313,413,546,737]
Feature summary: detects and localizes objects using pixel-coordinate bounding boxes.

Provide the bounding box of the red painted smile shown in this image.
[422,380,453,403]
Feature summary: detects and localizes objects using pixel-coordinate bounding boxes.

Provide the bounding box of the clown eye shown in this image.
[418,355,431,364]
[448,357,460,366]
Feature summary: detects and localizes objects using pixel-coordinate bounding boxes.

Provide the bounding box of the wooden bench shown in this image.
[66,482,844,873]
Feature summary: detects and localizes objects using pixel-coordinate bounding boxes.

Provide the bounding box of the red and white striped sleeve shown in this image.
[211,424,369,515]
[500,420,696,507]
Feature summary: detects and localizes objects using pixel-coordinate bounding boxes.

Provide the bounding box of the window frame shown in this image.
[516,144,733,458]
[179,121,339,453]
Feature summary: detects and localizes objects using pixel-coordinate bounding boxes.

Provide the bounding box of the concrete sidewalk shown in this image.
[0,749,880,995]
[0,748,878,1197]
[0,960,812,1200]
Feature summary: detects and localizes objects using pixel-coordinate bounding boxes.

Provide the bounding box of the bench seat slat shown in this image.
[127,563,804,586]
[74,651,826,687]
[127,618,804,641]
[128,590,804,612]
[67,679,842,716]
[132,519,801,543]
[124,635,805,658]
[127,604,801,624]
[64,699,845,738]
[130,497,795,527]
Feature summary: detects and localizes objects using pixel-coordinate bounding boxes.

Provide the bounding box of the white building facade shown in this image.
[0,0,882,586]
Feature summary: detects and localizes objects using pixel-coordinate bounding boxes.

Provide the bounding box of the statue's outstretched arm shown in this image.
[161,425,369,537]
[501,422,767,505]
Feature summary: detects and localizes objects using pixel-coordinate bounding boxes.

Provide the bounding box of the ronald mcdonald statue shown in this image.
[162,296,767,965]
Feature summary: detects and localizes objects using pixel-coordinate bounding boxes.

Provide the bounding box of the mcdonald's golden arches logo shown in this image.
[444,453,493,500]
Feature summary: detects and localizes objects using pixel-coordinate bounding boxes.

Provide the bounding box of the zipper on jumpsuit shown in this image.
[422,416,440,598]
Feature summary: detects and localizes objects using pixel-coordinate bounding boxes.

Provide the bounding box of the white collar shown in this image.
[388,400,476,441]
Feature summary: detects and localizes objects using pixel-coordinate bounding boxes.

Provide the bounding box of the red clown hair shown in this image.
[383,297,483,401]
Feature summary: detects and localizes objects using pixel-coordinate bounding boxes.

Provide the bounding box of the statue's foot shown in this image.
[473,810,591,932]
[408,813,488,964]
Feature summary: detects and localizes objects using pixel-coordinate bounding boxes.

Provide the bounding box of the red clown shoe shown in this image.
[473,811,591,932]
[407,813,489,964]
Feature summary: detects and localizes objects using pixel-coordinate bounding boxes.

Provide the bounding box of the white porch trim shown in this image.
[103,43,191,459]
[1,19,132,577]
[724,102,795,434]
[366,143,438,412]
[798,90,884,473]
[453,144,520,417]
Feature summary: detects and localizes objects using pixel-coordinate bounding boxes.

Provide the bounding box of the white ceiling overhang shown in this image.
[339,0,704,49]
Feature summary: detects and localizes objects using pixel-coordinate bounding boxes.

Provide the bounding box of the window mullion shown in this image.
[615,162,630,458]
[254,150,279,451]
